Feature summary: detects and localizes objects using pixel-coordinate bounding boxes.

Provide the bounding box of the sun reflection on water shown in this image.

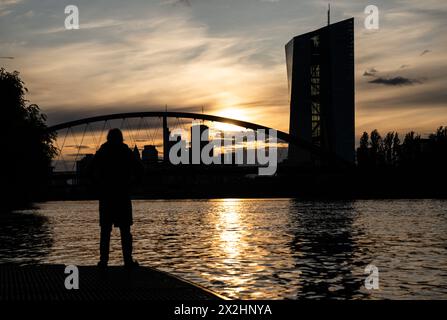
[3,199,446,299]
[211,199,255,295]
[217,201,241,259]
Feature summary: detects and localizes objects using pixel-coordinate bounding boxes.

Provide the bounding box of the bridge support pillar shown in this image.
[163,114,169,163]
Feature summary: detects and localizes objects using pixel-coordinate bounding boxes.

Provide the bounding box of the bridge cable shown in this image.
[152,119,160,146]
[144,117,151,145]
[125,118,137,148]
[135,117,144,149]
[121,118,132,147]
[66,126,79,170]
[54,128,69,172]
[96,120,108,150]
[72,124,88,171]
[86,122,99,153]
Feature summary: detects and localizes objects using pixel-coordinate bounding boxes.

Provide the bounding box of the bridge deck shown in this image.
[0,264,225,301]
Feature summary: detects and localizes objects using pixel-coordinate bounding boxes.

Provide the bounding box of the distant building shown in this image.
[220,136,236,165]
[133,145,141,160]
[168,132,182,163]
[189,124,213,164]
[76,154,94,184]
[142,145,159,164]
[233,137,257,166]
[286,18,355,165]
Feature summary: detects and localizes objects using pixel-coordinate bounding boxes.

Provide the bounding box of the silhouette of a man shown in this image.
[92,128,143,268]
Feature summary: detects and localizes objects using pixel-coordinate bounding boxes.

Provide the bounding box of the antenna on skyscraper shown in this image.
[327,3,331,26]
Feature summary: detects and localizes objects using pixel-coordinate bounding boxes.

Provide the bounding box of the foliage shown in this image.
[0,68,56,209]
[357,126,447,169]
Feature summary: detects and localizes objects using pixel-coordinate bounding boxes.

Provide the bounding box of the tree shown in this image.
[370,129,384,166]
[428,126,447,168]
[357,127,445,171]
[401,131,421,166]
[392,132,401,165]
[0,68,56,209]
[370,130,382,153]
[383,132,395,165]
[357,132,370,167]
[360,132,369,149]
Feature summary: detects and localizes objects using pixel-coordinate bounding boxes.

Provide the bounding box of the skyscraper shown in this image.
[190,124,212,164]
[286,18,355,165]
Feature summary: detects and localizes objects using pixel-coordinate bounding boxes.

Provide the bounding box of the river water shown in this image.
[1,199,446,299]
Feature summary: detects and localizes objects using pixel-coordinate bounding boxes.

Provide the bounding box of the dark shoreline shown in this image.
[45,166,447,201]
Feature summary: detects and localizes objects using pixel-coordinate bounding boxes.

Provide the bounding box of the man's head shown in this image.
[107,128,124,144]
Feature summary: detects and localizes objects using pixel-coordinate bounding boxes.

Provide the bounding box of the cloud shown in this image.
[10,9,288,131]
[0,0,22,16]
[163,0,191,7]
[65,145,90,149]
[420,49,431,56]
[177,0,191,6]
[368,76,422,86]
[2,0,447,138]
[363,67,378,77]
[0,0,23,6]
[38,19,124,35]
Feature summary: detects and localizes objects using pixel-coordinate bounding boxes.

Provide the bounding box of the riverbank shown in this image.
[46,165,447,200]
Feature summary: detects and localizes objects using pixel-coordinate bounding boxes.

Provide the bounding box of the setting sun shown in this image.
[213,108,248,131]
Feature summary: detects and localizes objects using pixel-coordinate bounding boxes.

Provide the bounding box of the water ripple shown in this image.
[1,199,446,299]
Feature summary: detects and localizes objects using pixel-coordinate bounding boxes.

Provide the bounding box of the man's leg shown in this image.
[99,224,112,265]
[119,225,133,265]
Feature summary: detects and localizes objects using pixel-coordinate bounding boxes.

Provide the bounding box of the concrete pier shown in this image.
[0,264,226,301]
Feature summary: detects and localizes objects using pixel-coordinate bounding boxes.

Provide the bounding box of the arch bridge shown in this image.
[47,111,328,172]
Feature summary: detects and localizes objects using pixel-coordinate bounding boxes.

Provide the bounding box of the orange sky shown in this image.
[1,0,446,142]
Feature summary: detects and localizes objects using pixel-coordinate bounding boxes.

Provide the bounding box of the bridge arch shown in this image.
[47,111,319,154]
